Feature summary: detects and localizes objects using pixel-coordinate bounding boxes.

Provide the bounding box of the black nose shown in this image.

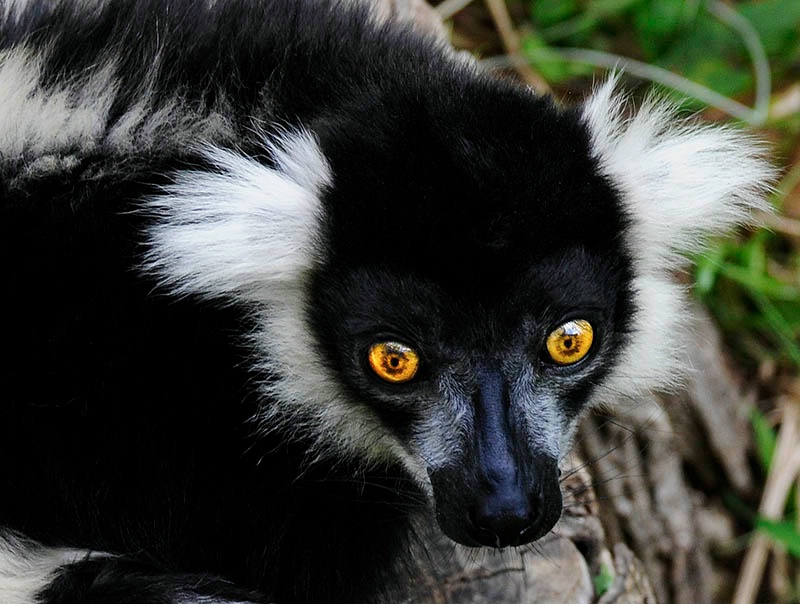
[429,458,563,548]
[469,489,541,548]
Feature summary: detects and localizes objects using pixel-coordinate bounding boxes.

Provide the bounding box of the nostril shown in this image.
[430,455,563,549]
[468,498,541,548]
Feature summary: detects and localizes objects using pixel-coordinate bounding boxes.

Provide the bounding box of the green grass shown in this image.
[695,229,800,368]
[521,0,800,117]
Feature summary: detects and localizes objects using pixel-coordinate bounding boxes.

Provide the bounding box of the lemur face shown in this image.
[309,260,627,546]
[288,83,629,546]
[145,70,769,548]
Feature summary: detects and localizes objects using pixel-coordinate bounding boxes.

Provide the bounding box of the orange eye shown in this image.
[545,320,594,366]
[368,342,420,383]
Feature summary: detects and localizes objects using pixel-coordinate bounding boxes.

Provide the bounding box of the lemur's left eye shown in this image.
[368,342,420,383]
[545,319,594,366]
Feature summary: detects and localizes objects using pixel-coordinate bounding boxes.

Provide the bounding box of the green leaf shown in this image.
[740,0,800,58]
[593,562,615,596]
[631,0,697,58]
[539,0,641,44]
[750,292,800,366]
[756,517,800,558]
[716,265,800,302]
[741,231,769,275]
[751,407,777,472]
[653,11,753,98]
[694,242,730,297]
[520,33,594,82]
[531,0,580,28]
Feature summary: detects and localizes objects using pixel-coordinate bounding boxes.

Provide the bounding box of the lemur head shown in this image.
[146,71,772,548]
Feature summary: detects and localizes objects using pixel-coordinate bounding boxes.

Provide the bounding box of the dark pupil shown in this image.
[389,356,401,368]
[563,337,573,349]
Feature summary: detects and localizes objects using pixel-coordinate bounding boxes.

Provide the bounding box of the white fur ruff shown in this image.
[582,76,775,403]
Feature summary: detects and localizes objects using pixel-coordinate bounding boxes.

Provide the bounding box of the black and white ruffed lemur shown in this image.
[0,0,773,602]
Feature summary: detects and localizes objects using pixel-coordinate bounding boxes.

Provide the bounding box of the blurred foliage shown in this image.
[695,229,800,367]
[752,407,778,471]
[523,0,800,99]
[592,562,615,597]
[757,516,800,558]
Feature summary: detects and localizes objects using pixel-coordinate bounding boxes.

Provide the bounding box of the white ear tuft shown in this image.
[143,129,331,304]
[583,76,776,402]
[144,129,417,472]
[582,75,776,272]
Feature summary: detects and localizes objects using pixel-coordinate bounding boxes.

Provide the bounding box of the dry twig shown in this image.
[483,0,551,94]
[733,389,800,604]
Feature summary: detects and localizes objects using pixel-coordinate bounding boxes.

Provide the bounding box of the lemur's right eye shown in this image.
[368,342,420,383]
[545,319,594,366]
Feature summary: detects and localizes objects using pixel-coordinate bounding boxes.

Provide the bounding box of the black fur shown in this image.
[0,1,633,602]
[40,557,264,604]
